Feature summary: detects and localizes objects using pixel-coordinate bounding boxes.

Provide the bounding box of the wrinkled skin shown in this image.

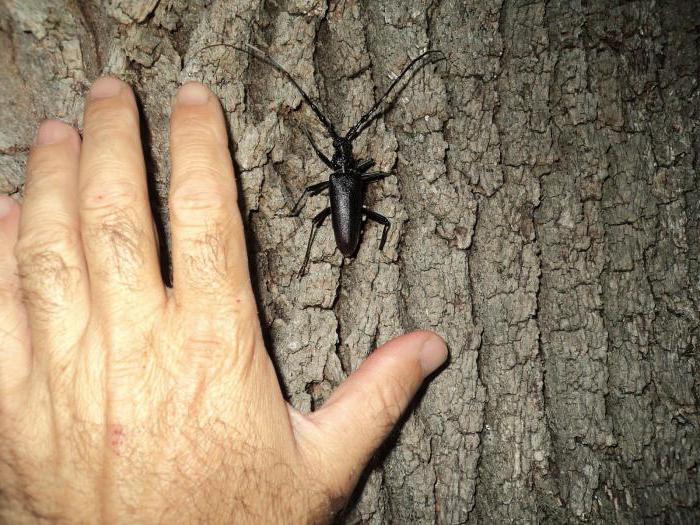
[0,78,447,523]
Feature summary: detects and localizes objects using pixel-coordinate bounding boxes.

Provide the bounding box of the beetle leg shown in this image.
[304,128,336,170]
[355,159,375,174]
[299,207,332,277]
[363,208,391,250]
[362,171,391,184]
[289,180,330,216]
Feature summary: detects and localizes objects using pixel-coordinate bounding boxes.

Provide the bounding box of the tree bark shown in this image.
[1,0,698,522]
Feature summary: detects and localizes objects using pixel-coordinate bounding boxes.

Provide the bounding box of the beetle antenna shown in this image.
[193,42,339,139]
[345,49,445,142]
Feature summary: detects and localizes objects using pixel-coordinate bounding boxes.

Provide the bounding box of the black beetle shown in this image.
[197,43,445,276]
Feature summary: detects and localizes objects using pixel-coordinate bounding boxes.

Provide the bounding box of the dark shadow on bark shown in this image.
[134,90,172,287]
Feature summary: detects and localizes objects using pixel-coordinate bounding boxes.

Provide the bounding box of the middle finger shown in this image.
[79,77,165,320]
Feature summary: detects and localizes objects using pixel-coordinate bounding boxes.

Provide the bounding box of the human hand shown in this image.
[0,77,448,523]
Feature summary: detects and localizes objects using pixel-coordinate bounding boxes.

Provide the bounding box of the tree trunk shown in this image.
[1,0,698,522]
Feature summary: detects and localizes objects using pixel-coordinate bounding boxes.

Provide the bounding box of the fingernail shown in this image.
[419,334,448,376]
[176,83,210,105]
[0,195,15,219]
[34,120,72,145]
[89,76,124,99]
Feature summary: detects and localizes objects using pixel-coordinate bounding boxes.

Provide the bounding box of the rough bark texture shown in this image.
[1,0,698,523]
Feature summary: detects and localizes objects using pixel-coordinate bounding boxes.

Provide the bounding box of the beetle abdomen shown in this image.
[329,173,363,256]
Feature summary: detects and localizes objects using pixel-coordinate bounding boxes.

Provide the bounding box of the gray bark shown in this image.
[1,0,698,523]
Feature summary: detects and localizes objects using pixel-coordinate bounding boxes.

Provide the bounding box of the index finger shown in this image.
[168,82,254,308]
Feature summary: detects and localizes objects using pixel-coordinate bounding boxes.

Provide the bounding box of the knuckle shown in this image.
[15,223,82,314]
[170,178,231,219]
[171,112,224,145]
[175,145,231,180]
[25,155,67,191]
[81,179,140,212]
[183,322,231,361]
[179,309,258,375]
[85,100,138,135]
[180,229,230,288]
[85,208,145,284]
[16,222,80,264]
[371,372,410,427]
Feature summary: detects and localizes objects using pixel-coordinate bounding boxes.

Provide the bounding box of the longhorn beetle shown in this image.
[197,43,445,276]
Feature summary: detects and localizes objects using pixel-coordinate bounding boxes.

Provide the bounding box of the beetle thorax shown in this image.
[331,138,355,170]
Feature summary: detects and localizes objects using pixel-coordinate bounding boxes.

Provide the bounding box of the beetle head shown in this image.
[332,137,353,164]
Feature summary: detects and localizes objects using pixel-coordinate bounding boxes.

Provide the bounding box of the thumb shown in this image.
[302,331,448,494]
